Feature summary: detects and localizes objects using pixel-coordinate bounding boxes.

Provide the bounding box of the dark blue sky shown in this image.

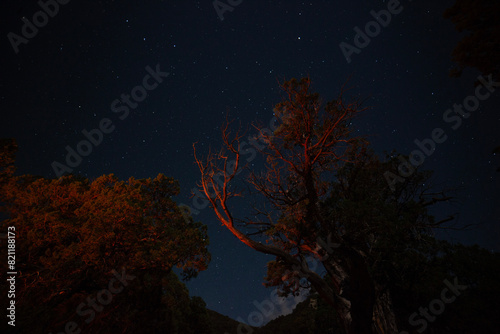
[1,0,498,325]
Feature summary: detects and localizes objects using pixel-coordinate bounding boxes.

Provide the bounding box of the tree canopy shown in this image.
[444,0,500,81]
[0,139,211,333]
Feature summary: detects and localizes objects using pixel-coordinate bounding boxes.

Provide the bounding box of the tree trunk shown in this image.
[343,248,375,334]
[372,288,399,334]
[320,249,399,334]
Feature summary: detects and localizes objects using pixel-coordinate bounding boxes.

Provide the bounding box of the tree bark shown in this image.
[372,287,399,334]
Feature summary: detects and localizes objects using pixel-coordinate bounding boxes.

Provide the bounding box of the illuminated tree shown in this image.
[194,78,454,334]
[0,141,210,333]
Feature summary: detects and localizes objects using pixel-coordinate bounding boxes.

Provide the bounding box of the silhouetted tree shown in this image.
[444,0,500,82]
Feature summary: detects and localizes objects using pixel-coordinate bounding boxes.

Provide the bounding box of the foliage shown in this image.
[444,0,500,82]
[0,139,211,333]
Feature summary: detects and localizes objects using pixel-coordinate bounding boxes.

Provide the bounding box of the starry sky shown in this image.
[1,0,499,325]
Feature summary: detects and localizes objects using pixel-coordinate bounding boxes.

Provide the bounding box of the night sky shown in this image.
[1,0,499,325]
